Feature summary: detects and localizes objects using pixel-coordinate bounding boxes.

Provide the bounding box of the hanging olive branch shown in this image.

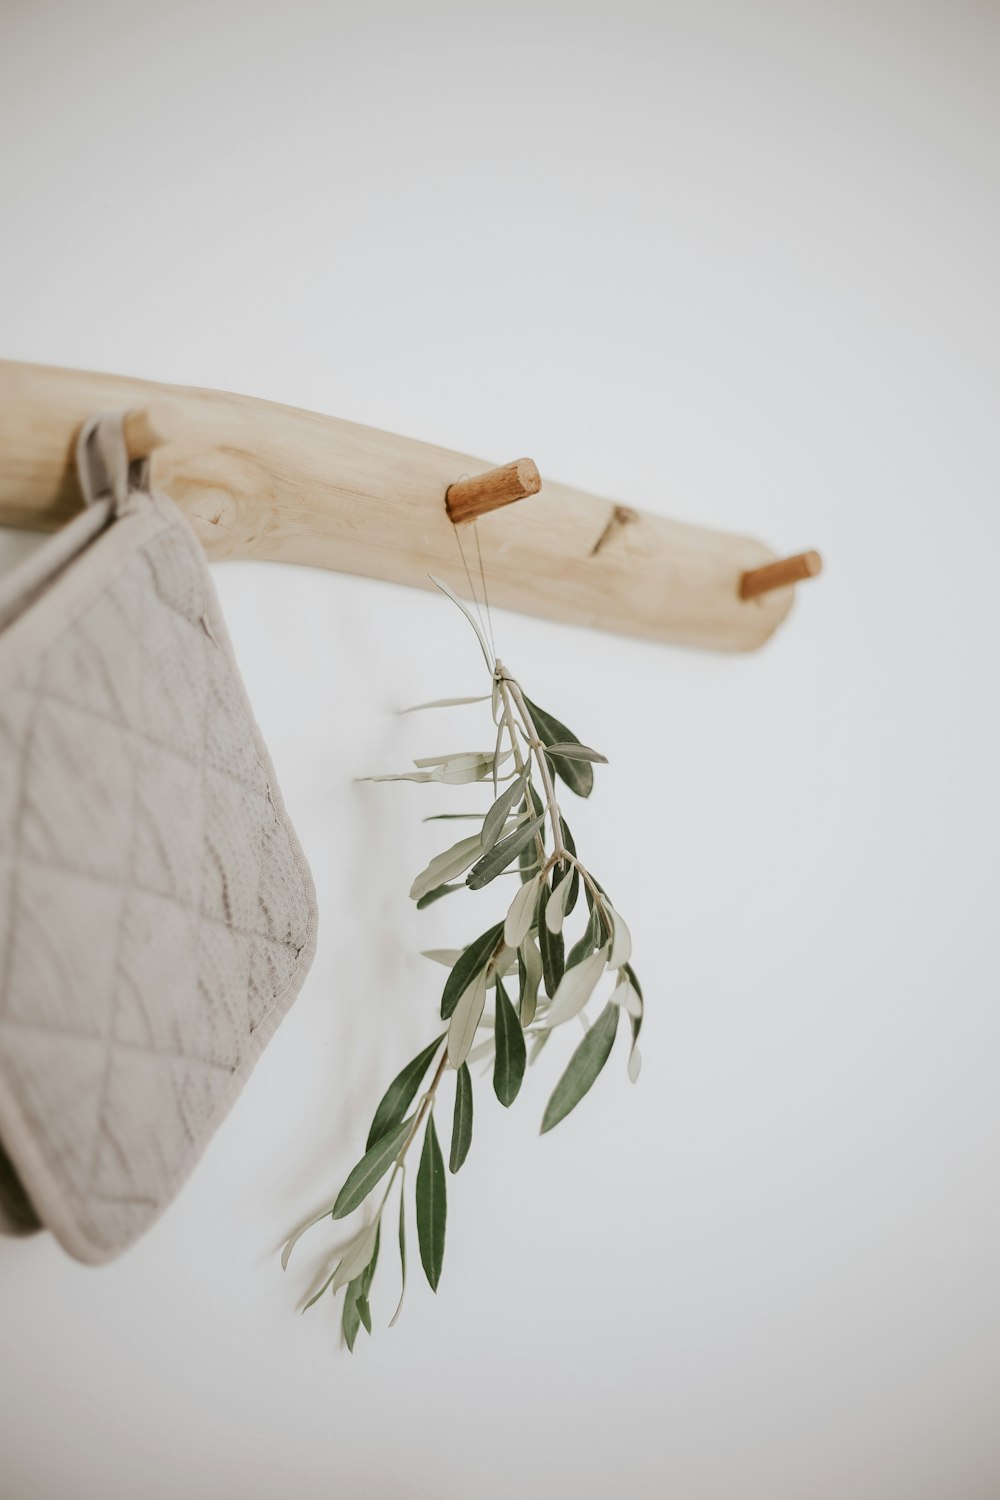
[282,577,644,1348]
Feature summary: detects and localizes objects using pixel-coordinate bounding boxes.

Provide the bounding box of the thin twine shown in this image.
[450,477,495,659]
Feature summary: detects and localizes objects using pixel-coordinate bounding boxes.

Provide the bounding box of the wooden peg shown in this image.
[445,457,541,525]
[739,549,822,600]
[122,405,171,461]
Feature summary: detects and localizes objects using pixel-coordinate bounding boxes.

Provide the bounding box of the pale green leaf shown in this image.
[447,967,488,1067]
[518,936,543,1026]
[545,943,609,1029]
[607,906,632,969]
[429,574,495,669]
[440,922,504,1019]
[400,695,491,713]
[504,873,541,949]
[331,1216,381,1293]
[545,867,575,935]
[389,1168,408,1328]
[611,975,642,1018]
[410,832,484,902]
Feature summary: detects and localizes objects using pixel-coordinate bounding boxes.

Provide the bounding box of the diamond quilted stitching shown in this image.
[133,738,204,908]
[5,864,123,1037]
[20,696,136,882]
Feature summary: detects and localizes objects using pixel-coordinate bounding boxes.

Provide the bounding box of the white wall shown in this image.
[1,2,998,1496]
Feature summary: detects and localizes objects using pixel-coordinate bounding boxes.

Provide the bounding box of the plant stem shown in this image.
[496,665,567,865]
[494,664,550,873]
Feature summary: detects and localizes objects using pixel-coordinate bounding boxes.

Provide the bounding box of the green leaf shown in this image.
[447,967,489,1067]
[566,904,601,969]
[429,574,495,670]
[366,1036,444,1150]
[481,770,528,854]
[522,695,595,799]
[519,782,545,878]
[466,813,545,890]
[504,872,541,949]
[356,1293,372,1335]
[342,1284,362,1349]
[389,1169,408,1328]
[440,922,504,1020]
[541,1001,620,1133]
[493,976,527,1108]
[450,1062,474,1172]
[416,1113,446,1291]
[416,882,464,909]
[332,1116,413,1219]
[518,936,543,1026]
[344,1221,381,1345]
[400,694,491,713]
[624,965,644,1082]
[538,885,565,997]
[542,742,608,763]
[558,816,580,915]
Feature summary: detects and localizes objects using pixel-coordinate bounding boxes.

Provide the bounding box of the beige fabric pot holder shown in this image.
[0,412,318,1263]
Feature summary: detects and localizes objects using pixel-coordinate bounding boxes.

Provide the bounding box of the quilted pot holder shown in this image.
[0,411,318,1263]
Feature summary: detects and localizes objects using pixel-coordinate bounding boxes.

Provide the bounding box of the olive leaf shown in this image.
[400,694,492,713]
[521,695,595,799]
[541,1002,620,1133]
[447,966,489,1067]
[416,1113,446,1291]
[493,976,526,1108]
[366,1036,444,1150]
[440,922,504,1019]
[333,1116,414,1219]
[331,1215,382,1293]
[466,813,545,890]
[504,872,541,949]
[481,770,528,854]
[607,905,633,969]
[537,884,565,997]
[410,832,485,903]
[450,1062,474,1172]
[287,644,644,1343]
[544,943,610,1029]
[429,574,495,671]
[543,742,608,763]
[389,1168,408,1328]
[518,936,543,1026]
[566,904,601,969]
[416,882,465,909]
[545,866,575,936]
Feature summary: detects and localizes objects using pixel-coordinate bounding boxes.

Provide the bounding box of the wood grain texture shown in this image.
[0,360,797,651]
[445,458,542,524]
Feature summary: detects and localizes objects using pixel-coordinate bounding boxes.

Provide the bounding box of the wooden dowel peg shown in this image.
[739,549,822,600]
[122,404,171,461]
[445,457,541,525]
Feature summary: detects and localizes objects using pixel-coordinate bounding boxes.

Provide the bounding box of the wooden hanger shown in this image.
[0,360,820,651]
